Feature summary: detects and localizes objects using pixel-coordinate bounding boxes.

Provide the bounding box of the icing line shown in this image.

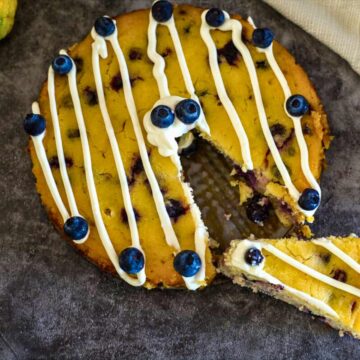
[227,240,339,318]
[148,8,210,134]
[201,11,323,217]
[147,5,209,289]
[200,11,253,172]
[36,80,89,245]
[226,14,300,200]
[171,153,207,287]
[103,24,181,252]
[248,16,321,214]
[263,243,360,297]
[48,62,90,244]
[227,237,360,318]
[31,102,70,223]
[265,47,320,195]
[48,65,80,218]
[64,49,146,286]
[91,30,142,252]
[313,238,360,275]
[144,96,208,289]
[147,10,170,98]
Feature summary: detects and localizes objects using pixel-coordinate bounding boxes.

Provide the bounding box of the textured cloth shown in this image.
[264,0,360,74]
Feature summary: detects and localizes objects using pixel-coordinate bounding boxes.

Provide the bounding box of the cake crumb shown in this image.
[238,181,253,205]
[209,238,220,249]
[224,213,232,221]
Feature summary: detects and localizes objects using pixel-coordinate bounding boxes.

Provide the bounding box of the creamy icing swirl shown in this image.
[143,96,205,158]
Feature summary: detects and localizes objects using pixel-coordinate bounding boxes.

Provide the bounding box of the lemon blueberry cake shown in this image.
[222,236,360,338]
[23,1,330,289]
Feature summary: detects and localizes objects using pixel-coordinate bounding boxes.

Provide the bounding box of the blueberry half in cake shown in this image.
[23,1,330,289]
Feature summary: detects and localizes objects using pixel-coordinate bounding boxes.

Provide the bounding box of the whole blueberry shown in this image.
[245,247,264,266]
[94,16,115,37]
[52,55,73,75]
[252,28,274,49]
[119,247,145,274]
[23,113,46,136]
[63,216,89,240]
[175,99,201,124]
[205,8,225,27]
[151,105,175,128]
[174,250,201,277]
[298,188,320,211]
[151,0,173,23]
[286,95,309,117]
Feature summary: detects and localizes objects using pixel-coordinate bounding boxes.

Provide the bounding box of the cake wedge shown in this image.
[221,236,360,338]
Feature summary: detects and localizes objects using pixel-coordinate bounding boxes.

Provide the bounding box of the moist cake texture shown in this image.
[222,236,360,338]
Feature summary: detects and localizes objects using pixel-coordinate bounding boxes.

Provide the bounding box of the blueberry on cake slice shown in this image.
[24,1,330,289]
[221,236,360,338]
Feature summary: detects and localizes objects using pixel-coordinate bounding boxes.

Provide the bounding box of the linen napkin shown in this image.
[264,0,360,75]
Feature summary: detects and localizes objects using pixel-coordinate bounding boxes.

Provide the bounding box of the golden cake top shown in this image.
[24,1,329,289]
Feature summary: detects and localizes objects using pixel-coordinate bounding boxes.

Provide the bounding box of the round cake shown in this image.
[24,1,330,289]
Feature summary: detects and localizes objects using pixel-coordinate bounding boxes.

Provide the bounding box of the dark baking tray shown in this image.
[1,0,360,359]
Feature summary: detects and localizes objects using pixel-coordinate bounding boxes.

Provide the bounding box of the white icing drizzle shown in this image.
[91,32,143,257]
[313,238,360,274]
[147,11,170,98]
[227,240,339,319]
[168,141,208,288]
[147,5,210,134]
[146,4,209,289]
[200,11,253,172]
[227,237,360,319]
[92,17,207,289]
[179,173,208,288]
[63,49,146,287]
[48,66,80,218]
[200,11,324,218]
[263,243,360,297]
[144,96,204,158]
[92,24,180,254]
[201,10,310,205]
[47,63,89,244]
[248,16,321,214]
[30,102,70,223]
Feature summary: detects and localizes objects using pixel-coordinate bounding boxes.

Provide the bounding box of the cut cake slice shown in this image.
[221,236,360,338]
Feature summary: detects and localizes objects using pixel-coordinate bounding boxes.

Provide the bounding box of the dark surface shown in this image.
[1,0,360,359]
